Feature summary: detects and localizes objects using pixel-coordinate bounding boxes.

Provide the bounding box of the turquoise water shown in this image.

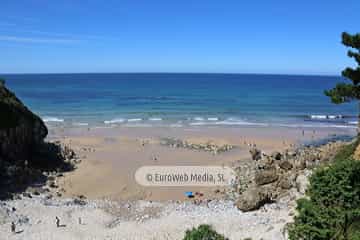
[2,73,357,128]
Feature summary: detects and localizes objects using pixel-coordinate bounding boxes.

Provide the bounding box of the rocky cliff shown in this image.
[0,79,75,199]
[0,79,48,163]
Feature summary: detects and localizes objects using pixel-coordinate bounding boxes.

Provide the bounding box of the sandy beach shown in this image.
[0,124,355,240]
[47,125,354,201]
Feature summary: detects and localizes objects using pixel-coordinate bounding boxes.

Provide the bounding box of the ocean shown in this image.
[2,73,357,128]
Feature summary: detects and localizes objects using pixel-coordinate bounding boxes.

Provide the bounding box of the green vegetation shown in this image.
[289,144,360,240]
[183,224,228,240]
[333,139,359,162]
[325,32,360,132]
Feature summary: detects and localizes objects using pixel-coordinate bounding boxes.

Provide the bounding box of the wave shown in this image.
[127,118,142,122]
[276,123,357,129]
[170,123,183,127]
[43,116,64,123]
[189,118,268,126]
[72,122,89,126]
[207,117,219,121]
[194,117,205,121]
[214,120,268,126]
[149,118,162,121]
[104,118,125,124]
[309,114,343,120]
[189,122,208,126]
[124,123,152,127]
[348,121,358,125]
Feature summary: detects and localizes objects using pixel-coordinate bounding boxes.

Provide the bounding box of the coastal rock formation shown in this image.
[235,187,273,211]
[0,80,75,199]
[0,80,47,162]
[160,137,234,154]
[232,141,347,212]
[249,148,262,161]
[254,167,278,185]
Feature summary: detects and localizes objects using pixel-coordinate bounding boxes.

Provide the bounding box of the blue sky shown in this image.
[0,0,359,74]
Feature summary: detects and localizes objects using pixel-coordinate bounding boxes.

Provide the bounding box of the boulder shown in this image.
[271,151,282,160]
[255,167,278,185]
[296,174,309,194]
[235,187,273,211]
[249,148,262,161]
[294,158,306,170]
[278,174,294,190]
[279,160,293,171]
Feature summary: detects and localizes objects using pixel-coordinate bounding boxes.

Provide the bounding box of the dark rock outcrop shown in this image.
[0,80,75,199]
[249,148,262,161]
[0,80,48,163]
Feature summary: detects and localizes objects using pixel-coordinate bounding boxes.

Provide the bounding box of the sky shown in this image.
[0,0,359,75]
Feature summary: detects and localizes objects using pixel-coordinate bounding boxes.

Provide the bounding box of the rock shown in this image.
[278,175,293,190]
[255,167,278,185]
[235,187,272,211]
[49,181,58,188]
[73,198,87,206]
[286,150,297,157]
[295,158,306,170]
[45,194,53,200]
[296,174,309,194]
[249,148,262,161]
[271,151,282,160]
[0,80,47,163]
[23,192,32,198]
[279,160,293,171]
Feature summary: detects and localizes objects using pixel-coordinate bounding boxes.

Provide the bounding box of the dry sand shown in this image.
[0,193,297,240]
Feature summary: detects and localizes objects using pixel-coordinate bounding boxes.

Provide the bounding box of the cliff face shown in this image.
[0,80,48,163]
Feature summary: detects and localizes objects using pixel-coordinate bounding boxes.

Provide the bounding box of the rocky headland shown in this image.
[0,80,77,199]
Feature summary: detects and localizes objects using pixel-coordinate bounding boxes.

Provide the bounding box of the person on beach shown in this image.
[11,222,15,233]
[56,216,60,227]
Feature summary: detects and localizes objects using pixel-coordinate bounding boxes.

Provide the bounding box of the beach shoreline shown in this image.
[46,124,355,202]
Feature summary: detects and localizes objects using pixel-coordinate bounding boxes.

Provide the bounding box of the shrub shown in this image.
[333,140,359,162]
[289,157,360,240]
[183,224,228,240]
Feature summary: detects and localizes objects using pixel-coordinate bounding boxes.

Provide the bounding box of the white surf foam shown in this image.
[170,123,183,127]
[189,122,207,126]
[207,117,219,121]
[127,118,142,122]
[124,123,152,127]
[149,118,162,121]
[72,122,89,126]
[43,117,64,123]
[214,120,268,126]
[104,118,125,124]
[310,115,343,120]
[194,117,205,121]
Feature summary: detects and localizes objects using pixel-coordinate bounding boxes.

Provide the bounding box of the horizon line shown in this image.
[0,71,341,78]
